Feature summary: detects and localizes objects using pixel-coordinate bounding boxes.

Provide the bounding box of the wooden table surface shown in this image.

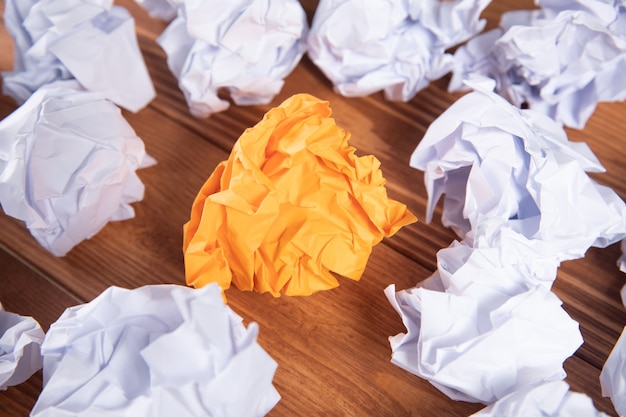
[1,1,625,415]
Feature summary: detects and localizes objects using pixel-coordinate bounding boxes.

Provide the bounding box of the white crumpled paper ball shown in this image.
[308,0,491,101]
[449,6,626,129]
[0,302,44,390]
[31,284,280,417]
[157,0,308,117]
[411,78,626,262]
[2,0,155,112]
[0,80,155,256]
[385,248,582,404]
[471,380,610,416]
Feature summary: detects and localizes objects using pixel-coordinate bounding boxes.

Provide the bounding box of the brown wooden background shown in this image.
[1,0,625,415]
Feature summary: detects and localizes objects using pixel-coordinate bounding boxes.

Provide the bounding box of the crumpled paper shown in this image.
[428,225,562,300]
[3,0,155,112]
[307,0,491,101]
[449,6,626,129]
[385,235,582,404]
[183,93,416,296]
[518,0,626,38]
[384,78,619,404]
[411,78,626,261]
[156,0,307,118]
[471,380,610,416]
[0,80,155,256]
[134,0,177,21]
[30,284,280,417]
[0,302,45,390]
[601,325,626,417]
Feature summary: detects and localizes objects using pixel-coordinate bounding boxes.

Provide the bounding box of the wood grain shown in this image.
[1,0,625,415]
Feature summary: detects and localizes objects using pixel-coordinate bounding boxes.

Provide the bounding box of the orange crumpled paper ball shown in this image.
[183,93,417,296]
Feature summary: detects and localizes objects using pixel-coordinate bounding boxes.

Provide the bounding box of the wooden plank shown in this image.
[568,103,626,202]
[0,248,81,329]
[555,243,626,369]
[0,376,42,417]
